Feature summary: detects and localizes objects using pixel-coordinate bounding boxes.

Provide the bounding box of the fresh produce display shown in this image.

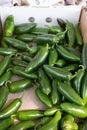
[0,14,87,129]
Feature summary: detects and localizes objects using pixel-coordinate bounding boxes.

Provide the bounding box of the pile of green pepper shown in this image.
[0,14,87,130]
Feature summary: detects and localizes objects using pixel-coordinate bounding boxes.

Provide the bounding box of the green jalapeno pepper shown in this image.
[75,24,83,46]
[16,33,36,42]
[0,98,22,119]
[48,48,58,66]
[81,43,87,71]
[47,25,63,34]
[1,39,8,48]
[60,114,78,130]
[14,22,37,34]
[9,78,32,93]
[8,120,35,130]
[57,45,80,62]
[12,58,28,67]
[11,66,37,79]
[30,27,49,35]
[66,20,75,47]
[43,64,75,81]
[25,44,49,73]
[81,71,87,104]
[21,52,33,62]
[0,85,9,109]
[16,109,44,121]
[3,15,14,37]
[3,37,28,51]
[35,87,52,108]
[0,70,12,87]
[55,59,66,67]
[50,79,60,105]
[60,102,87,118]
[0,116,14,130]
[38,68,51,95]
[57,81,84,106]
[44,106,61,116]
[0,47,17,56]
[38,111,61,130]
[63,63,78,72]
[0,55,12,76]
[27,45,42,55]
[73,65,85,94]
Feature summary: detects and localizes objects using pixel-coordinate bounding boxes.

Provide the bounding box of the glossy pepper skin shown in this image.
[38,68,51,95]
[0,116,14,130]
[3,15,14,37]
[8,120,35,130]
[14,22,37,34]
[43,64,75,81]
[0,98,22,119]
[0,47,17,56]
[25,44,49,73]
[60,114,78,130]
[0,85,9,109]
[57,45,80,62]
[66,20,75,47]
[57,81,84,106]
[9,78,32,93]
[60,102,87,118]
[16,109,44,121]
[0,55,12,76]
[38,111,61,130]
[0,70,12,87]
[35,87,52,108]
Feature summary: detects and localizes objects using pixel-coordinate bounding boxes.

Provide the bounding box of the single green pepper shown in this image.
[81,72,87,104]
[0,55,12,76]
[47,25,63,34]
[11,66,37,79]
[0,47,17,56]
[60,102,87,118]
[0,116,14,130]
[48,48,58,66]
[8,120,35,130]
[0,85,9,109]
[21,52,33,62]
[12,58,28,67]
[44,106,61,116]
[27,45,42,55]
[57,81,84,106]
[33,34,59,45]
[75,24,83,46]
[30,27,49,35]
[3,15,14,37]
[14,22,37,34]
[66,20,75,47]
[50,79,60,105]
[3,37,28,51]
[16,34,36,42]
[43,64,75,81]
[0,98,22,119]
[38,111,61,130]
[63,63,78,72]
[81,43,87,71]
[60,114,78,130]
[73,65,85,94]
[38,68,51,95]
[57,45,80,62]
[25,44,49,73]
[35,87,52,108]
[1,39,8,48]
[55,59,66,67]
[0,70,12,87]
[9,78,32,93]
[16,109,44,121]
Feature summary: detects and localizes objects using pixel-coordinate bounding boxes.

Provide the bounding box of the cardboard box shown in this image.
[0,5,84,111]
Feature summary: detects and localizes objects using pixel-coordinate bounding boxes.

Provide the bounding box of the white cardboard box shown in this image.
[0,6,83,111]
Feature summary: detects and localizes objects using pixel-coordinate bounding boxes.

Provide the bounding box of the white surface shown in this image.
[0,6,82,110]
